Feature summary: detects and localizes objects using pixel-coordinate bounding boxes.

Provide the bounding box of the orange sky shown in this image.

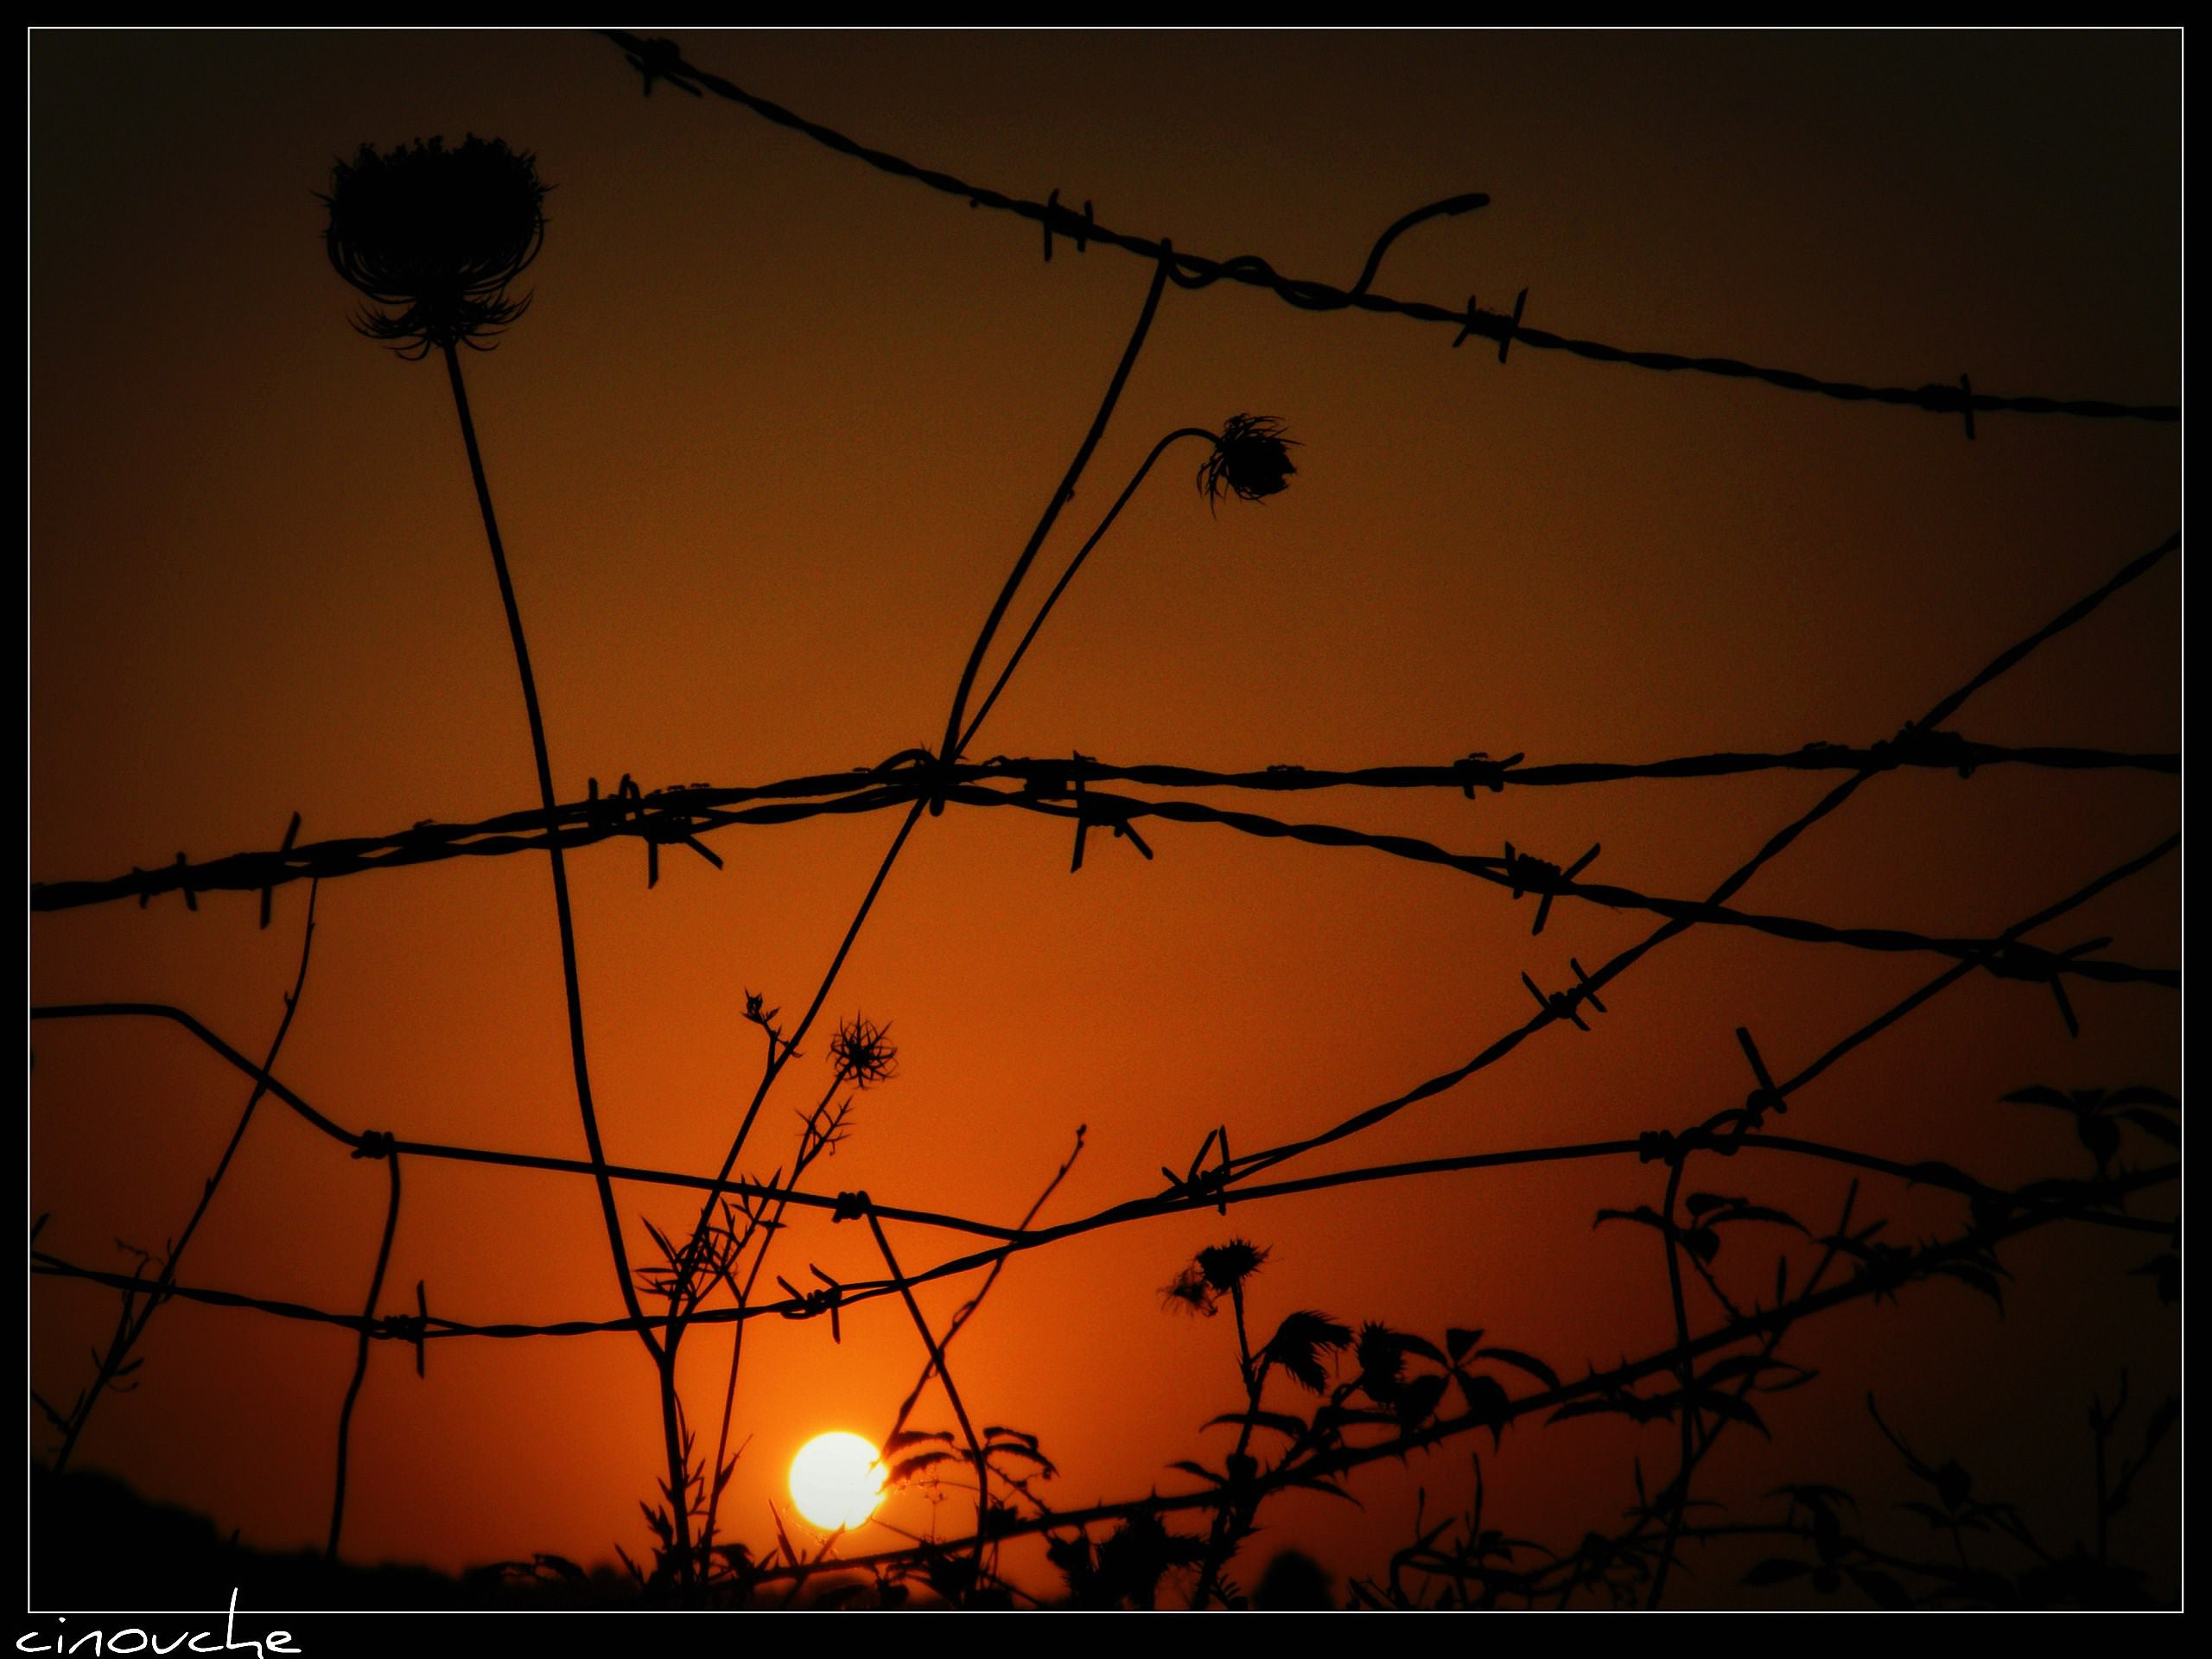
[29,30,2179,1607]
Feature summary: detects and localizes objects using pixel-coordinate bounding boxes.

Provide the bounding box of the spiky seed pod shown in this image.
[322,136,547,358]
[1196,1239,1270,1295]
[829,1016,899,1089]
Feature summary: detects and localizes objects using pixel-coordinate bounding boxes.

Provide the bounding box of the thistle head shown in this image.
[322,135,547,358]
[1195,1238,1269,1296]
[829,1015,899,1089]
[1198,415,1298,508]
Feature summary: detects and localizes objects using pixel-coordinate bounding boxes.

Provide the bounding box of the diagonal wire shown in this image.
[595,31,2178,429]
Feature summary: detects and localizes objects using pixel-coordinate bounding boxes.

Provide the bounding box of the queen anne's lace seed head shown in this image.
[322,136,548,358]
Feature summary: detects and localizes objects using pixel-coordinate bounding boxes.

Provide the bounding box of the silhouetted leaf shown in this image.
[1548,1395,1632,1426]
[1939,1263,2006,1310]
[1694,1390,1769,1437]
[1708,1205,1804,1231]
[1278,1471,1363,1506]
[987,1443,1058,1476]
[1593,1205,1666,1233]
[890,1451,957,1484]
[2120,1108,2179,1147]
[1445,1326,1484,1362]
[1474,1346,1561,1391]
[1456,1373,1513,1448]
[1399,1332,1448,1366]
[883,1427,955,1454]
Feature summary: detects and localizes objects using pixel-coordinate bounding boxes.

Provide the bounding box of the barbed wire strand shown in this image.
[1230,530,2179,1178]
[29,734,2176,918]
[594,32,2178,429]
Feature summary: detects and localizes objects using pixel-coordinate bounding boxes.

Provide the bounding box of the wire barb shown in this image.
[775,1265,846,1343]
[1503,841,1602,935]
[1042,188,1094,262]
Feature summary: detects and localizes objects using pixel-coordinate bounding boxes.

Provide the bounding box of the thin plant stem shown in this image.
[936,249,1174,783]
[52,880,321,1474]
[438,341,651,1345]
[1647,1158,1696,1605]
[958,427,1216,753]
[866,1211,992,1581]
[888,1124,1086,1441]
[327,1148,401,1560]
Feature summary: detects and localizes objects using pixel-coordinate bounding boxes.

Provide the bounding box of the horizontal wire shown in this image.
[27,733,2176,916]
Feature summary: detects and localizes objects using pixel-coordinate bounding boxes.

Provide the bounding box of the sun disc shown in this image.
[788,1432,885,1531]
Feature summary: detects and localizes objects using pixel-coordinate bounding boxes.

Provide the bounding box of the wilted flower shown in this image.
[1197,414,1298,507]
[322,135,548,357]
[1160,1265,1217,1318]
[829,1015,899,1088]
[1262,1311,1353,1394]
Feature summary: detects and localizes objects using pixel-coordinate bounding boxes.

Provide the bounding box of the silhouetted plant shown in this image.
[323,136,547,358]
[828,1016,898,1089]
[323,132,682,1571]
[1197,413,1297,506]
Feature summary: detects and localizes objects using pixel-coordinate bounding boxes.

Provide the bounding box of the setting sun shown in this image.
[788,1433,886,1533]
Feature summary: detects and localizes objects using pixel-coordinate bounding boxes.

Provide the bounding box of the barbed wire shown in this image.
[28,813,2178,1357]
[26,1146,2177,1350]
[28,733,2175,917]
[594,32,2179,430]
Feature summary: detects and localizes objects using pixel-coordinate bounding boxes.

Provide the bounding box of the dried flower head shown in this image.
[323,136,547,358]
[1198,414,1298,508]
[829,1015,899,1088]
[1195,1238,1270,1296]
